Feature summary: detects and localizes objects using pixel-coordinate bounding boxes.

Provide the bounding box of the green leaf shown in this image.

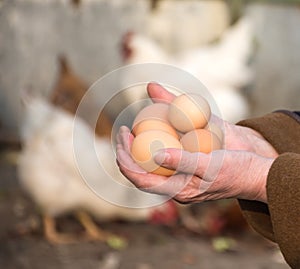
[212,236,236,252]
[106,235,128,250]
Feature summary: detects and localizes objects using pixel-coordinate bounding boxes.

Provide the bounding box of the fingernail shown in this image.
[154,150,170,165]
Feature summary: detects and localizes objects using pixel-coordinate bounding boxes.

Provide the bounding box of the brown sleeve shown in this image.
[267,152,300,268]
[237,111,300,268]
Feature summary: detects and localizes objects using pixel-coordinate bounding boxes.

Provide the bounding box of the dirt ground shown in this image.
[0,151,290,269]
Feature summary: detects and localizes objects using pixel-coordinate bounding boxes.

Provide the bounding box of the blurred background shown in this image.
[0,0,299,268]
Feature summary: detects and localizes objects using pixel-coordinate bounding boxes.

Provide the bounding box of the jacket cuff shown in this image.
[267,152,300,268]
[237,111,300,267]
[237,111,300,241]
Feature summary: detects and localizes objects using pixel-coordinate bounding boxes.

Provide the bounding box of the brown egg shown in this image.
[131,130,182,176]
[168,94,211,133]
[180,129,222,153]
[204,123,224,143]
[132,119,179,139]
[132,103,170,134]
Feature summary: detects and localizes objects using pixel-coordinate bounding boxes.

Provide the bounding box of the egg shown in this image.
[180,129,222,153]
[204,123,224,143]
[168,94,211,133]
[132,103,170,134]
[131,130,182,176]
[132,119,179,139]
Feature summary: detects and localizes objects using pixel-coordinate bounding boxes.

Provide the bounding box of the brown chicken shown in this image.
[50,56,112,138]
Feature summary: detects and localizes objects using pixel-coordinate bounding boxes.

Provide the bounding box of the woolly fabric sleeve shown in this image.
[237,111,300,268]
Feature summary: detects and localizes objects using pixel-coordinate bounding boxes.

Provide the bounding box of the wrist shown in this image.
[239,155,274,203]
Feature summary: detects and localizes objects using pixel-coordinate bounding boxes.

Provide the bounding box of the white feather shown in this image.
[122,16,253,123]
[18,97,168,221]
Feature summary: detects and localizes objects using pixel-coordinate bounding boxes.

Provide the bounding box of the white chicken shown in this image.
[17,93,178,244]
[121,16,253,123]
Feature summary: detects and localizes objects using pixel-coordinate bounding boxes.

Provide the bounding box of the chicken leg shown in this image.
[43,214,79,244]
[44,212,110,244]
[75,210,110,241]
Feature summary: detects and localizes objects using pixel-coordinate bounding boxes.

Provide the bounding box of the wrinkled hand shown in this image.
[116,125,274,203]
[115,83,277,204]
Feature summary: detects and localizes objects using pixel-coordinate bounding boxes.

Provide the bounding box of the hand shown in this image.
[115,83,277,204]
[116,126,274,204]
[147,83,278,158]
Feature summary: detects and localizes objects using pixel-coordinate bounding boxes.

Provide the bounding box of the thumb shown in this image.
[154,148,209,175]
[147,82,175,104]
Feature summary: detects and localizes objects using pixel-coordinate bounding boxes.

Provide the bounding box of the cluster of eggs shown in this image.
[130,94,223,176]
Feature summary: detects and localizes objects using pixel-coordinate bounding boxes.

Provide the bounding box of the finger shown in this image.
[116,125,127,144]
[116,125,134,154]
[116,147,147,174]
[116,146,192,197]
[116,147,169,193]
[154,148,211,176]
[147,82,176,104]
